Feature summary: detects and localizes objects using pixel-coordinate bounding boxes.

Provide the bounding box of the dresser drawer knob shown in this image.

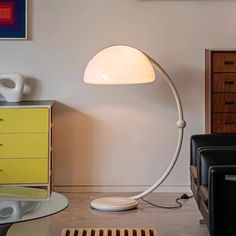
[224,60,235,65]
[0,118,3,121]
[224,100,235,105]
[224,121,235,125]
[225,80,235,85]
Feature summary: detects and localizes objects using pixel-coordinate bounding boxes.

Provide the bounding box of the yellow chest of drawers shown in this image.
[0,100,54,192]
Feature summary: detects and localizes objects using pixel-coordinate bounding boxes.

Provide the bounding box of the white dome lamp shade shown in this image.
[84,45,155,85]
[83,45,186,211]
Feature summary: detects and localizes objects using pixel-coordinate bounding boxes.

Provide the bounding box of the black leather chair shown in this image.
[190,134,236,236]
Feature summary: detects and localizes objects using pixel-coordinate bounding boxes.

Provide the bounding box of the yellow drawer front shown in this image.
[0,159,48,184]
[0,134,48,158]
[0,108,49,133]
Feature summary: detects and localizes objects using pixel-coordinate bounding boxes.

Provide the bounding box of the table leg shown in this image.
[0,224,12,236]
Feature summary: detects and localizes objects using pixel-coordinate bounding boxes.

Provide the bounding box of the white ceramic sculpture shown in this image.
[0,201,40,223]
[0,201,21,223]
[0,73,25,102]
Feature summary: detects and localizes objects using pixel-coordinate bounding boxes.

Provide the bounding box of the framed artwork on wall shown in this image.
[0,0,27,39]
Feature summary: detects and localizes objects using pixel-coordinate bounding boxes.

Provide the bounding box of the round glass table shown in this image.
[0,187,68,236]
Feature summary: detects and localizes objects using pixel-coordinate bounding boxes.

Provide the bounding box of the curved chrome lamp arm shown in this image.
[131,56,186,200]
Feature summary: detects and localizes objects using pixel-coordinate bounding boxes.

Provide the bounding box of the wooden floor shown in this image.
[8,192,209,236]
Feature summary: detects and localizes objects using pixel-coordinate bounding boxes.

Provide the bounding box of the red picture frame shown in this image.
[0,0,27,39]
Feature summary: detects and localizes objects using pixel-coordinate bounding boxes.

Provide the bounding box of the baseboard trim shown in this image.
[53,185,191,193]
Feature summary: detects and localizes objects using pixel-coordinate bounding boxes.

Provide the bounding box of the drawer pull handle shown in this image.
[0,118,3,121]
[224,60,235,65]
[224,121,235,125]
[224,100,235,105]
[225,80,235,85]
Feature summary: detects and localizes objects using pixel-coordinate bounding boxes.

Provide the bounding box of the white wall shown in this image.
[1,0,236,192]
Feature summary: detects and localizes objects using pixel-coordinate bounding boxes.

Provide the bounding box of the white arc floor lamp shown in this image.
[83,45,186,211]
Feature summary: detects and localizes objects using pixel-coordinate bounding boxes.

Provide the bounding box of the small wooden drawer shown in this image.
[213,114,236,133]
[0,159,48,184]
[0,108,49,133]
[0,134,48,158]
[213,94,236,112]
[213,74,236,92]
[213,53,236,72]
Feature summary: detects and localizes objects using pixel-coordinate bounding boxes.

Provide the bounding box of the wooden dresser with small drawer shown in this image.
[206,49,236,133]
[0,100,54,192]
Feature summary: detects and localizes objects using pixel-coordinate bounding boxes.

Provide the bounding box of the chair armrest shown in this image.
[197,148,236,186]
[190,134,236,165]
[208,166,236,236]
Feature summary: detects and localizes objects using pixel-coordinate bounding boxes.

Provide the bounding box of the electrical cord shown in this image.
[140,193,193,209]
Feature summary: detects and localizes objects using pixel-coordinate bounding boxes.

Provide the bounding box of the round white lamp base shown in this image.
[90,197,138,211]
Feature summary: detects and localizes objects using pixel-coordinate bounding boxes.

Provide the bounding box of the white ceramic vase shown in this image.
[0,73,25,102]
[0,201,40,223]
[0,201,21,223]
